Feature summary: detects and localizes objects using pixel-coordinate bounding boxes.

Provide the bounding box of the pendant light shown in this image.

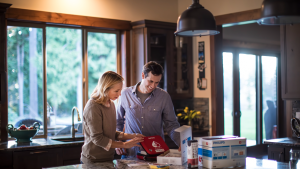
[257,0,300,25]
[175,0,219,36]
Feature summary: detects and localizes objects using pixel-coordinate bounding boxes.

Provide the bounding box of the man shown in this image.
[116,61,181,157]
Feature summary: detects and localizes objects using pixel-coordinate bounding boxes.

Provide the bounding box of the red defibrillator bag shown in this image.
[136,135,169,161]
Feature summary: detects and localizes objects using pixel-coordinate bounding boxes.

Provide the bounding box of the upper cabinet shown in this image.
[131,20,193,99]
[281,24,300,99]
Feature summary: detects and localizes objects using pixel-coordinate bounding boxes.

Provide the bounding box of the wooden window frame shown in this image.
[0,5,131,142]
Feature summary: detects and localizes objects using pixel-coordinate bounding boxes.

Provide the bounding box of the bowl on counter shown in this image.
[6,122,40,143]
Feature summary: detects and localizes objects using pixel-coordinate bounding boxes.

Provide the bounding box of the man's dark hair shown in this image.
[143,61,164,77]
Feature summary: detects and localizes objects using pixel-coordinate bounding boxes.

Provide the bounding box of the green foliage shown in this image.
[7,26,118,125]
[7,26,44,125]
[87,32,116,96]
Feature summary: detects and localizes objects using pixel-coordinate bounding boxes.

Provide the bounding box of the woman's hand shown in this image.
[123,133,145,140]
[130,133,145,139]
[123,137,144,149]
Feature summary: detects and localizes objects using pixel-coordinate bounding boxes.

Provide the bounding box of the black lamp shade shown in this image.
[175,0,219,36]
[257,0,300,25]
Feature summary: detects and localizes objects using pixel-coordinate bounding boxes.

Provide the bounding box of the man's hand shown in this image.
[115,148,127,155]
[178,144,181,152]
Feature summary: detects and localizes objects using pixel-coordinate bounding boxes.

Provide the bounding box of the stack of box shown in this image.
[201,137,247,168]
[194,136,238,167]
[157,125,192,165]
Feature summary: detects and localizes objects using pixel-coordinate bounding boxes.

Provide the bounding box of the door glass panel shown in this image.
[239,54,256,146]
[46,27,82,136]
[7,26,44,135]
[262,56,278,141]
[223,52,233,136]
[87,32,117,97]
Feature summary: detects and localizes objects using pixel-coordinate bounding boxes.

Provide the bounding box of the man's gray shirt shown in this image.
[116,82,180,157]
[136,85,151,104]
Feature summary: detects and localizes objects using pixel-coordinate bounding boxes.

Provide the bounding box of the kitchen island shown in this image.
[44,157,290,169]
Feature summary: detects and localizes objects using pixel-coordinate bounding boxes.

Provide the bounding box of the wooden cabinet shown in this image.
[281,24,300,99]
[62,145,83,165]
[13,148,63,169]
[268,145,285,162]
[0,151,13,169]
[8,144,83,169]
[131,20,193,99]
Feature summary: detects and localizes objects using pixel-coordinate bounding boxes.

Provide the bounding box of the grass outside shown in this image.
[224,110,266,142]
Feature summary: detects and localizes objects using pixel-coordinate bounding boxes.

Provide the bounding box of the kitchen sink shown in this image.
[51,137,84,142]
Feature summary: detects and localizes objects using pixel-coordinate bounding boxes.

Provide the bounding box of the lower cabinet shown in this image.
[0,151,13,169]
[268,145,285,162]
[268,145,300,162]
[62,145,83,165]
[13,148,63,169]
[7,144,84,169]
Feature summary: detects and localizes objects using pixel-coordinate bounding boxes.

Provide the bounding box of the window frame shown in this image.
[83,28,120,106]
[7,21,121,140]
[223,47,281,145]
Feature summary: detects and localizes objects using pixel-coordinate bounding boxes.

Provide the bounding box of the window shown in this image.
[46,27,83,136]
[7,22,119,138]
[7,25,44,135]
[223,50,279,146]
[87,31,117,97]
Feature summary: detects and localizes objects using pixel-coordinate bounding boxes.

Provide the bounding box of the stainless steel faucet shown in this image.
[71,107,81,138]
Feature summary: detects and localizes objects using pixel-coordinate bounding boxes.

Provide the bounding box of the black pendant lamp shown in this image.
[175,0,219,36]
[257,0,300,25]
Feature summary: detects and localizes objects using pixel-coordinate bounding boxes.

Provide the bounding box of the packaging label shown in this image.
[231,145,246,159]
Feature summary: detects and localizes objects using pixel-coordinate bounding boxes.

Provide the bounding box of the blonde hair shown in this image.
[91,71,124,105]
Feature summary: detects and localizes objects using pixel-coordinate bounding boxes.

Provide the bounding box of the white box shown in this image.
[194,135,237,166]
[202,137,247,168]
[157,125,192,165]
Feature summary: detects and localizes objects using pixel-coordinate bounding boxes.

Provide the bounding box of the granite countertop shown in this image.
[264,137,300,147]
[0,136,84,151]
[43,157,290,169]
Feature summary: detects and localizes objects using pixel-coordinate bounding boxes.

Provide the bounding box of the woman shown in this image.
[81,71,144,163]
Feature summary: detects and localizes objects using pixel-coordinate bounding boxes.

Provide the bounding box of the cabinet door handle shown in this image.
[30,151,48,154]
[279,152,283,160]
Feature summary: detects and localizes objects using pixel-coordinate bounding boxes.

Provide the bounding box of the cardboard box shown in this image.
[194,135,238,166]
[157,125,192,165]
[202,137,247,168]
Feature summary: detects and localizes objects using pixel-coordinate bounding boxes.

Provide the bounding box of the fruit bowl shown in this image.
[6,122,41,143]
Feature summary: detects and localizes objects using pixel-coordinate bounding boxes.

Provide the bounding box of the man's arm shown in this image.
[115,91,127,155]
[116,91,126,132]
[162,94,181,147]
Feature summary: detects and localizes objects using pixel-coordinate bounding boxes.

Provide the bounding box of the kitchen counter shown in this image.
[264,137,300,147]
[43,157,290,169]
[0,137,84,151]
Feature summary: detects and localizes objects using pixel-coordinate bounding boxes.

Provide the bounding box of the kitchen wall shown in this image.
[192,36,212,133]
[0,0,179,23]
[178,0,263,17]
[0,0,266,138]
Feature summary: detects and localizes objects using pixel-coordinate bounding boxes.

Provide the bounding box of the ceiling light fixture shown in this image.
[175,0,219,36]
[257,0,300,25]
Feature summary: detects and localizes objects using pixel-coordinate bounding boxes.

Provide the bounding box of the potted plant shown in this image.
[177,107,201,127]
